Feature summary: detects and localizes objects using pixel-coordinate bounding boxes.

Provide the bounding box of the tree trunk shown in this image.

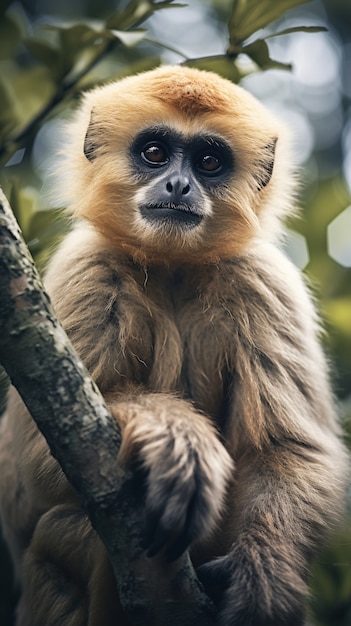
[0,188,216,626]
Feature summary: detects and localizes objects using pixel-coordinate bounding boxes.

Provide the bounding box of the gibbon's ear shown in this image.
[255,138,277,191]
[83,109,99,162]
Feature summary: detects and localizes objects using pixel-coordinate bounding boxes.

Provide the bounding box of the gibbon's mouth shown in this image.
[140,203,203,228]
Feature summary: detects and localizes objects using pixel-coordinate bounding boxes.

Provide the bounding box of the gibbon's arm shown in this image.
[44,226,233,560]
[197,243,348,626]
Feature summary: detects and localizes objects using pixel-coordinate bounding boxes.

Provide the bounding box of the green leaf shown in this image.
[240,39,292,71]
[229,0,314,47]
[0,76,20,141]
[0,0,13,18]
[2,180,69,267]
[324,298,351,340]
[28,211,69,269]
[13,67,56,130]
[9,184,38,237]
[109,29,147,47]
[26,208,68,248]
[58,23,104,55]
[37,22,114,89]
[106,0,185,31]
[25,38,61,72]
[44,22,108,74]
[311,524,351,623]
[184,56,242,83]
[0,14,22,59]
[266,25,328,38]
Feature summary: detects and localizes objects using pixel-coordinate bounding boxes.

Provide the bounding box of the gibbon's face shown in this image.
[67,66,291,263]
[129,126,234,229]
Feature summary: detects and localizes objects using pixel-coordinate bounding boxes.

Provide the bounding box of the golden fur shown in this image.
[0,66,348,626]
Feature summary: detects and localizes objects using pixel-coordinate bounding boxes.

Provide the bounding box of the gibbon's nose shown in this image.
[166,175,191,200]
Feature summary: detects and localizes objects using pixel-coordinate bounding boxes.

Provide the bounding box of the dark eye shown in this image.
[141,142,169,166]
[197,153,222,175]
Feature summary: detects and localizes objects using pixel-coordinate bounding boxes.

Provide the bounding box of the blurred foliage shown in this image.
[288,173,351,399]
[310,520,351,626]
[0,0,350,625]
[0,0,326,169]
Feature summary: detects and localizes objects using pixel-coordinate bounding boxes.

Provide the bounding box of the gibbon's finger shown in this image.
[144,482,199,559]
[146,523,192,562]
[164,530,193,563]
[146,526,171,559]
[144,495,190,557]
[197,557,231,586]
[196,556,232,602]
[145,474,215,560]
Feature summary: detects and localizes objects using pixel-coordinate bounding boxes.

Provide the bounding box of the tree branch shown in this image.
[0,187,216,625]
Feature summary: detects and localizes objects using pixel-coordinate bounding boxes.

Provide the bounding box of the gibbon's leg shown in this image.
[16,504,125,626]
[10,392,232,624]
[1,389,232,625]
[107,392,233,562]
[197,433,345,626]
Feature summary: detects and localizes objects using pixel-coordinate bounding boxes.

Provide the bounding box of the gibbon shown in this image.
[0,65,348,626]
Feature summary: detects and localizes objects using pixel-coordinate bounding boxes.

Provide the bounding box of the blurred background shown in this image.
[0,0,350,624]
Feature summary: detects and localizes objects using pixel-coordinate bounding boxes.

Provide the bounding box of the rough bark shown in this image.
[0,187,216,625]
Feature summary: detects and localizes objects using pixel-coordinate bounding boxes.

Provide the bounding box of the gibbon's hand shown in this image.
[140,446,210,563]
[197,546,306,626]
[116,400,233,562]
